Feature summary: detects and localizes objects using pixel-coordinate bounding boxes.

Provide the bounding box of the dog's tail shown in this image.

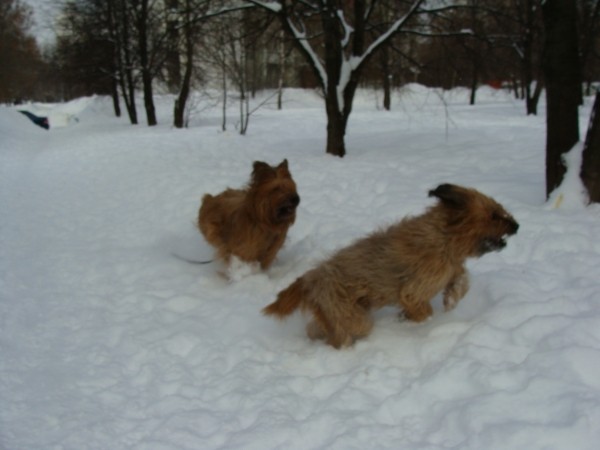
[263,277,306,318]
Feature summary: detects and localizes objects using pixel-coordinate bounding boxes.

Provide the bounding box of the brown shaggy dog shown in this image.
[263,184,518,348]
[198,159,300,270]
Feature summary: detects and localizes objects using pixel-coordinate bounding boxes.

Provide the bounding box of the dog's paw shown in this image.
[443,297,459,311]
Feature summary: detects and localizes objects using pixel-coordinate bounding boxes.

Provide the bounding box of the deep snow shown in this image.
[1,86,599,449]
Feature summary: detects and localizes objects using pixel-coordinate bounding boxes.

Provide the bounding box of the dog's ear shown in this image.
[276,159,291,177]
[428,184,467,208]
[251,161,275,183]
[253,161,271,174]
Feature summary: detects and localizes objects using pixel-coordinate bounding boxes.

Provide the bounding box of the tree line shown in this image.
[0,0,46,103]
[1,0,599,200]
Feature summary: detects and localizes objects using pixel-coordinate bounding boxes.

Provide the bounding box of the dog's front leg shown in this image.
[443,267,470,311]
[259,233,287,269]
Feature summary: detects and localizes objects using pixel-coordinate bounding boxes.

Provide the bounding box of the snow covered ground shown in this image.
[1,86,599,449]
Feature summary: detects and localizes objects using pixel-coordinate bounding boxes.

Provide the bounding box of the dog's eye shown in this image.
[491,212,501,221]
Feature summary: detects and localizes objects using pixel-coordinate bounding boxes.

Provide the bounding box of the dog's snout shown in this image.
[509,219,519,234]
[275,193,300,221]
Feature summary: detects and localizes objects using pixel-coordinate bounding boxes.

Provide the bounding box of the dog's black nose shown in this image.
[288,194,300,207]
[510,219,519,234]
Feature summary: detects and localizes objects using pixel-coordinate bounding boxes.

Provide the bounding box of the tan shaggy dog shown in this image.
[198,159,300,270]
[263,184,519,348]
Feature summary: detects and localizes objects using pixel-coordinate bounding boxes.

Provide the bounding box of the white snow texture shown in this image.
[1,86,600,449]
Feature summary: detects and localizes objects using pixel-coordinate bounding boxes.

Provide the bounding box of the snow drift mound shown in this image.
[3,95,113,132]
[0,107,48,151]
[51,95,116,126]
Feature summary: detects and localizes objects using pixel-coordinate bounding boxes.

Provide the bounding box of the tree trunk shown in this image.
[277,30,285,110]
[123,66,138,125]
[542,0,582,198]
[383,74,391,111]
[469,59,478,106]
[173,51,192,128]
[325,105,347,157]
[138,0,157,126]
[142,70,157,126]
[323,88,348,158]
[468,0,478,107]
[239,57,250,135]
[221,62,227,132]
[108,37,121,118]
[511,77,519,99]
[111,74,121,117]
[113,0,137,124]
[527,79,543,116]
[165,0,181,93]
[523,0,536,115]
[579,0,600,99]
[380,44,391,111]
[321,1,349,157]
[581,93,600,203]
[174,0,193,129]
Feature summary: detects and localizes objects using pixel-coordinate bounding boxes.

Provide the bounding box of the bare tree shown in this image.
[164,0,182,92]
[61,0,140,123]
[113,0,139,124]
[249,0,437,157]
[464,0,544,114]
[228,9,270,134]
[226,22,251,134]
[512,0,544,115]
[578,0,600,96]
[131,0,157,125]
[54,0,127,117]
[542,0,582,198]
[201,12,231,130]
[173,0,212,128]
[0,0,45,103]
[276,29,285,110]
[172,2,258,129]
[525,1,544,114]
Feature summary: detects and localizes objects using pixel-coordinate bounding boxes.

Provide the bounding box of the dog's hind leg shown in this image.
[306,320,327,341]
[326,306,374,349]
[304,303,358,349]
[347,312,374,343]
